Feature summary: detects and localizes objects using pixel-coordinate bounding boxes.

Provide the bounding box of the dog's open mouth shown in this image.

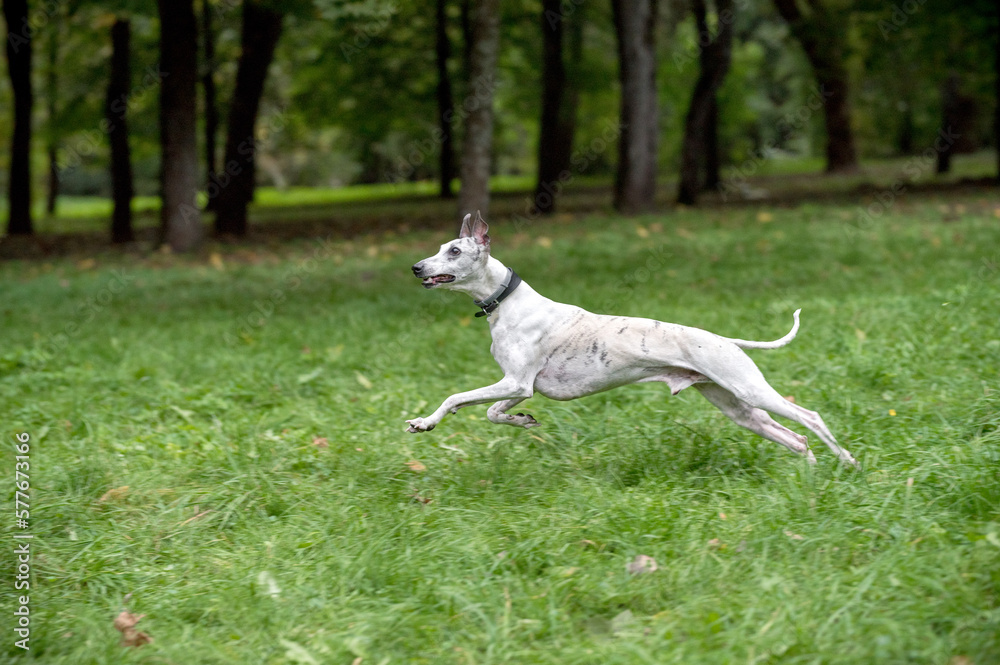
[421,274,455,288]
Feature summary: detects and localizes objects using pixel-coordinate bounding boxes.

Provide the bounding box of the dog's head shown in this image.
[411,211,491,290]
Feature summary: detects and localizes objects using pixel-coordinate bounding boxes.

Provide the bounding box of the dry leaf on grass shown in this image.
[626,554,658,575]
[311,437,329,449]
[98,486,129,503]
[113,611,153,647]
[784,530,804,541]
[405,460,427,473]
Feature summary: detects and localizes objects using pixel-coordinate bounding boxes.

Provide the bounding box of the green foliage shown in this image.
[2,190,999,663]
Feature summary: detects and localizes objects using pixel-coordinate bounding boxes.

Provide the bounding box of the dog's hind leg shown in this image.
[487,398,539,428]
[695,383,817,463]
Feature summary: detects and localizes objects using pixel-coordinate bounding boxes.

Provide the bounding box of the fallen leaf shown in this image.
[209,252,224,270]
[113,611,153,648]
[784,395,796,403]
[312,437,329,449]
[98,486,129,503]
[756,211,774,223]
[707,538,722,549]
[405,460,427,473]
[784,530,804,541]
[77,258,97,270]
[888,409,897,416]
[354,372,373,389]
[537,237,553,248]
[178,510,213,527]
[636,225,650,238]
[626,554,658,575]
[718,512,727,520]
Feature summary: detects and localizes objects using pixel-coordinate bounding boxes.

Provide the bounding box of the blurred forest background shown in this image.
[1,0,998,252]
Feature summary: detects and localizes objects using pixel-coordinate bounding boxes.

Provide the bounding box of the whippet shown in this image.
[407,212,859,468]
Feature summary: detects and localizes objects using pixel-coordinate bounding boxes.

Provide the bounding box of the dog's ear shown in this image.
[471,210,490,247]
[459,213,473,239]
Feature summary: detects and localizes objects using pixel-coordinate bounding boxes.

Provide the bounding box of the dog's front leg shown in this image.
[406,378,533,433]
[487,398,539,428]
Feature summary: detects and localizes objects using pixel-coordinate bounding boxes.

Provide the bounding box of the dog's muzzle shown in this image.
[412,263,455,288]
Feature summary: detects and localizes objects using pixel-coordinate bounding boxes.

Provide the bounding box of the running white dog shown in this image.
[407,212,858,467]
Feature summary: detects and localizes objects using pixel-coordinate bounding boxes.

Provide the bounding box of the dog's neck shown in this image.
[455,256,511,302]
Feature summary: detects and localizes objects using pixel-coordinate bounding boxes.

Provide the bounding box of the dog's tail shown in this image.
[727,309,801,350]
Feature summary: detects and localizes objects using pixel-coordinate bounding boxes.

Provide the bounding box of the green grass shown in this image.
[2,190,999,663]
[3,151,995,237]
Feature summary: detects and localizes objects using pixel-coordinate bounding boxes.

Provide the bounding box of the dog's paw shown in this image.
[513,412,540,428]
[405,417,435,433]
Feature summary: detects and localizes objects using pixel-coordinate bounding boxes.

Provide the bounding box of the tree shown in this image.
[994,8,999,182]
[534,0,581,215]
[678,0,734,205]
[44,8,62,216]
[435,0,457,198]
[773,0,857,173]
[3,0,34,235]
[202,0,220,210]
[611,0,659,214]
[214,0,284,237]
[457,0,500,217]
[107,18,134,244]
[158,0,202,251]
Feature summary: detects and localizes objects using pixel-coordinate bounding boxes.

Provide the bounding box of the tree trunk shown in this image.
[158,0,202,251]
[45,13,59,216]
[202,0,220,210]
[457,0,500,218]
[435,0,456,198]
[704,96,720,189]
[107,19,135,244]
[611,0,659,214]
[3,0,33,235]
[773,0,858,173]
[677,0,733,205]
[534,0,580,215]
[214,0,283,237]
[937,76,958,174]
[995,9,999,182]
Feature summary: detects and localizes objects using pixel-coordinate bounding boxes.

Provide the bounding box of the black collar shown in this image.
[474,268,521,318]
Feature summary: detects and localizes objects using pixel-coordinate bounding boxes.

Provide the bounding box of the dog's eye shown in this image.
[449,246,461,256]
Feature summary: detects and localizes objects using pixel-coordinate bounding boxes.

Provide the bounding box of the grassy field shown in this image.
[2,188,999,663]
